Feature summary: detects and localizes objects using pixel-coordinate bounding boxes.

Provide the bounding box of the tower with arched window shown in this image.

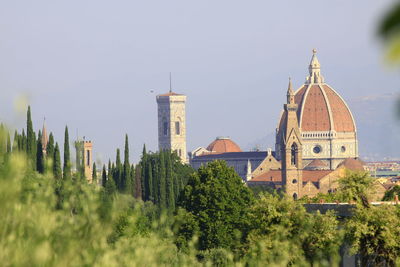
[280,78,303,199]
[156,90,187,162]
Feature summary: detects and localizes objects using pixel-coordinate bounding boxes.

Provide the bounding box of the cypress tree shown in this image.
[0,124,5,156]
[141,144,147,200]
[36,135,44,173]
[53,143,62,179]
[92,162,97,184]
[6,132,11,154]
[21,129,27,151]
[102,164,107,187]
[135,164,142,199]
[108,160,112,181]
[146,160,153,201]
[26,106,35,156]
[166,151,175,210]
[114,149,122,191]
[159,151,167,209]
[151,156,160,204]
[47,133,55,159]
[63,126,71,180]
[123,134,131,193]
[130,164,135,196]
[12,130,18,152]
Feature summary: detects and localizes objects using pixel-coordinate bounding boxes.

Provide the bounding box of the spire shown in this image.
[306,49,324,84]
[287,77,295,104]
[41,117,48,154]
[169,72,172,93]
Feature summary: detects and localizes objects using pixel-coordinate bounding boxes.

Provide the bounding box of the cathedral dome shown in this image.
[206,137,242,153]
[279,50,356,133]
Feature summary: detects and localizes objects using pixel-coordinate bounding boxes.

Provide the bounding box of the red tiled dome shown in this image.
[278,51,356,133]
[293,84,356,132]
[206,137,242,154]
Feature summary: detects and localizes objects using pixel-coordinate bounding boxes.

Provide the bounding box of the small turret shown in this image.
[306,49,324,84]
[287,77,295,104]
[41,118,48,155]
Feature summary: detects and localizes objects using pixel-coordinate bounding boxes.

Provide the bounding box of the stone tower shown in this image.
[281,78,303,199]
[75,139,93,183]
[156,89,187,163]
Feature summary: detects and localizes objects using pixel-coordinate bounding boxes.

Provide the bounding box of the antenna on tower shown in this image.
[169,72,172,93]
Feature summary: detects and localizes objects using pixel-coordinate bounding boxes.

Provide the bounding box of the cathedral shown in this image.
[247,50,363,199]
[158,50,367,199]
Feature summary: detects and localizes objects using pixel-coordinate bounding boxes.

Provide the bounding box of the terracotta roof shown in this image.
[338,158,365,171]
[194,151,268,160]
[157,92,182,97]
[251,169,333,183]
[300,85,331,131]
[206,137,242,154]
[322,85,355,132]
[251,170,282,182]
[302,170,333,182]
[278,84,356,133]
[305,159,328,170]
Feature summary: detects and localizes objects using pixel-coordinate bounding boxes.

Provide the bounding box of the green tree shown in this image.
[12,130,18,152]
[36,135,44,174]
[21,129,27,151]
[338,171,374,207]
[383,185,400,201]
[246,193,342,265]
[101,164,107,187]
[108,160,112,181]
[345,205,400,266]
[158,150,167,209]
[114,149,122,191]
[123,134,131,193]
[6,132,11,154]
[135,164,142,199]
[146,160,153,202]
[165,151,175,210]
[92,162,97,184]
[177,160,255,251]
[26,106,37,169]
[53,143,62,179]
[26,106,35,157]
[46,133,55,158]
[63,126,71,180]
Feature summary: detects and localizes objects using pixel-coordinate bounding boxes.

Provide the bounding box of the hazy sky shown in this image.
[0,0,399,164]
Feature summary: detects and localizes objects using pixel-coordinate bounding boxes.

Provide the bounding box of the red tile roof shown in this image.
[339,158,365,171]
[278,84,356,133]
[206,137,242,154]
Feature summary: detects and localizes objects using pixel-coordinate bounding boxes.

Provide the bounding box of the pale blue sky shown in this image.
[0,0,399,164]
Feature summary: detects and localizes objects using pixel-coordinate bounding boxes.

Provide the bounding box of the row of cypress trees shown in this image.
[11,106,72,181]
[4,106,194,212]
[140,147,193,211]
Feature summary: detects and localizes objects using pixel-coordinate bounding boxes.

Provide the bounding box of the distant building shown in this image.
[156,89,187,162]
[190,136,269,180]
[75,139,93,183]
[191,50,370,199]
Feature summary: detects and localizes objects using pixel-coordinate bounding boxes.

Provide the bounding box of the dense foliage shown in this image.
[2,106,400,266]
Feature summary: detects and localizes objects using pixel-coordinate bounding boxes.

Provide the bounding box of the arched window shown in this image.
[293,193,298,200]
[291,143,297,166]
[175,121,180,135]
[86,150,90,166]
[163,120,168,136]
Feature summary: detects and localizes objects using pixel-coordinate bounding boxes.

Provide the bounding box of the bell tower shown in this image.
[156,76,187,162]
[75,139,93,183]
[281,78,303,199]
